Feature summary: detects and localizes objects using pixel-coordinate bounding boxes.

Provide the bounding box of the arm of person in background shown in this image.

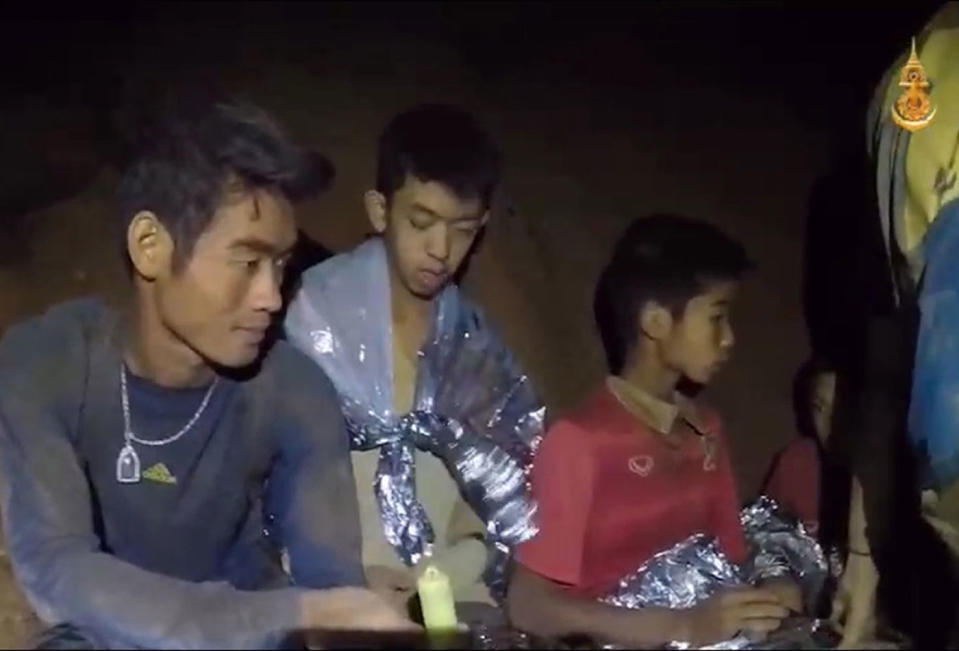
[506,420,790,648]
[0,316,409,650]
[831,476,879,648]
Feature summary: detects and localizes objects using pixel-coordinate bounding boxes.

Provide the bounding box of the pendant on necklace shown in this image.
[117,443,141,483]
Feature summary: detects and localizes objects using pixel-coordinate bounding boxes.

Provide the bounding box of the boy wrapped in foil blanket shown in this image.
[602,497,836,650]
[286,237,545,602]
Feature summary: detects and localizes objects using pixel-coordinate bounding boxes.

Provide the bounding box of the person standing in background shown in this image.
[832,4,959,647]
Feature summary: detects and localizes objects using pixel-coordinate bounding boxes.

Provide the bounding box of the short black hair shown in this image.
[375,103,502,209]
[115,92,333,271]
[594,214,753,374]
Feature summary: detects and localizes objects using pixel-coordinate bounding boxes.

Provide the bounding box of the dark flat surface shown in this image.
[305,625,573,650]
[306,629,472,650]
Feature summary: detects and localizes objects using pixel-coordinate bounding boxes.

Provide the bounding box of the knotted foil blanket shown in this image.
[285,238,543,599]
[602,497,832,649]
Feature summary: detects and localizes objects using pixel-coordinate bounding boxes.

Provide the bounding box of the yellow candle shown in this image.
[417,564,458,631]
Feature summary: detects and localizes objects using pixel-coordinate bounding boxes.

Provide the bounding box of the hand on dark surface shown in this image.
[300,586,420,632]
[681,586,790,646]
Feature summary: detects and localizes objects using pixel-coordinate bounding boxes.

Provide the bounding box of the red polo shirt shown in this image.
[763,437,821,537]
[517,384,747,597]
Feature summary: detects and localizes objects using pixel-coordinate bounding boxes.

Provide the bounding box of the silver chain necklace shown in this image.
[116,365,218,484]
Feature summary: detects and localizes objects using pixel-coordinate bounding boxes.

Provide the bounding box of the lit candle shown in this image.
[417,564,458,631]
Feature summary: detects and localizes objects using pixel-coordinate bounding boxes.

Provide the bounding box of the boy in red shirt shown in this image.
[764,358,837,537]
[508,214,800,647]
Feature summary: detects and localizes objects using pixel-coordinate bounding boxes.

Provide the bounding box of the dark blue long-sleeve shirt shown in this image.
[0,298,364,648]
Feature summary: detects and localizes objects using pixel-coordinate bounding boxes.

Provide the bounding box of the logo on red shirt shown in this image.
[627,455,654,477]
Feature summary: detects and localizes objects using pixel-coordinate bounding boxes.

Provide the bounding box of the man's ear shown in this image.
[638,301,674,341]
[364,190,388,234]
[127,211,174,280]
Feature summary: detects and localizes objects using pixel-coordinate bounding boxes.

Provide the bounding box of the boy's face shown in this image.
[810,371,837,444]
[661,280,738,385]
[131,187,297,368]
[366,176,487,300]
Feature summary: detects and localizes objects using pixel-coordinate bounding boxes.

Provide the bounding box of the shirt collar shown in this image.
[605,376,710,436]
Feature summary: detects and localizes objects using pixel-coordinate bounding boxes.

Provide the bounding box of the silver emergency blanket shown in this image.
[284,237,543,599]
[602,497,832,650]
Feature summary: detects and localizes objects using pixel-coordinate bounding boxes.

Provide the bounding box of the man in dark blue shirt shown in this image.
[0,95,413,648]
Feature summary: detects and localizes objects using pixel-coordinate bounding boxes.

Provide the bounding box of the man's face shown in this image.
[661,280,738,385]
[371,176,487,300]
[154,188,297,368]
